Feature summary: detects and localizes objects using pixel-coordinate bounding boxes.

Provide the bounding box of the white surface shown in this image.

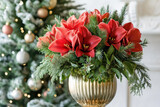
[107,78,128,107]
[130,71,160,107]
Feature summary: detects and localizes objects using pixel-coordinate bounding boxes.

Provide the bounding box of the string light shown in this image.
[5,72,8,76]
[49,10,53,15]
[9,100,13,104]
[47,88,50,91]
[19,1,24,5]
[24,93,27,97]
[41,80,44,84]
[37,93,41,97]
[15,18,18,22]
[23,64,26,66]
[20,27,24,33]
[54,94,57,97]
[27,95,31,98]
[12,51,15,54]
[8,68,12,71]
[8,35,11,38]
[1,53,5,57]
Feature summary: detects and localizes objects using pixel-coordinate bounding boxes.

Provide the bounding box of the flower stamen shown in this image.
[83,44,89,49]
[64,44,71,49]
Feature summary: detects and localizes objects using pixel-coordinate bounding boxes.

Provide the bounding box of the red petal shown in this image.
[112,43,121,50]
[78,26,92,38]
[79,12,89,24]
[94,9,101,14]
[98,22,111,34]
[67,15,77,23]
[75,47,83,57]
[65,30,78,50]
[108,19,119,32]
[128,28,141,42]
[55,27,68,39]
[86,35,101,50]
[61,19,68,28]
[49,39,70,53]
[51,24,56,34]
[84,49,95,57]
[77,32,83,50]
[102,13,109,19]
[96,14,102,23]
[123,22,134,31]
[131,43,142,52]
[113,27,127,43]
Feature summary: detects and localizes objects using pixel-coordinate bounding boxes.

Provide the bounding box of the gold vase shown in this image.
[68,75,117,107]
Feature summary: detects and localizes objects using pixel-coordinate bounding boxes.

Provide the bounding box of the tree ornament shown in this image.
[16,48,30,64]
[48,0,57,9]
[24,31,35,43]
[27,78,42,91]
[37,8,48,18]
[11,89,23,100]
[2,22,13,35]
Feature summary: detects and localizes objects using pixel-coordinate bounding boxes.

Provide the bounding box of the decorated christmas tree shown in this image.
[0,0,82,106]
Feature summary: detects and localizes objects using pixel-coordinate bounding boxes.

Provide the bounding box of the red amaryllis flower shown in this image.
[90,9,109,23]
[61,15,85,30]
[76,26,101,57]
[49,28,78,56]
[37,24,56,48]
[79,9,109,24]
[98,19,126,50]
[122,22,142,54]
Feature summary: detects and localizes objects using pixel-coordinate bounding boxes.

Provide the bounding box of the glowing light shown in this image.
[23,64,26,66]
[47,88,50,91]
[15,18,18,22]
[5,72,8,76]
[19,1,24,5]
[49,11,53,15]
[9,100,13,103]
[37,93,41,97]
[54,94,57,97]
[8,35,11,38]
[1,53,5,57]
[24,93,27,97]
[8,68,12,71]
[27,95,31,98]
[41,80,44,84]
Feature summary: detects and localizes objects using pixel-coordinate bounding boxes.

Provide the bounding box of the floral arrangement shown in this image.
[35,5,151,94]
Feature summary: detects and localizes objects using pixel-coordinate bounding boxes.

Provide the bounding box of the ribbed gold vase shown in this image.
[68,75,117,107]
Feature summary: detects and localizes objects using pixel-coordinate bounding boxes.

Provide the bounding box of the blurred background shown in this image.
[0,0,159,107]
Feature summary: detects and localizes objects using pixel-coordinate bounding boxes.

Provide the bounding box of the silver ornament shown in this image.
[16,48,30,64]
[11,89,23,100]
[27,78,42,91]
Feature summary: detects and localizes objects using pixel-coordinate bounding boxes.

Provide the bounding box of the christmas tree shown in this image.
[0,0,82,106]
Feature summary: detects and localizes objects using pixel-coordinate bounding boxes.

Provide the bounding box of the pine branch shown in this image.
[119,3,129,25]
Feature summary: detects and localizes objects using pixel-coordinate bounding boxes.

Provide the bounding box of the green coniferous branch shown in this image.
[119,3,129,25]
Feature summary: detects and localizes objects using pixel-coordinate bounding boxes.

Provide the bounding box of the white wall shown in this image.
[74,0,160,107]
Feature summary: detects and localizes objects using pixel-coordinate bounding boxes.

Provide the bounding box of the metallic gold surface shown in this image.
[69,76,117,107]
